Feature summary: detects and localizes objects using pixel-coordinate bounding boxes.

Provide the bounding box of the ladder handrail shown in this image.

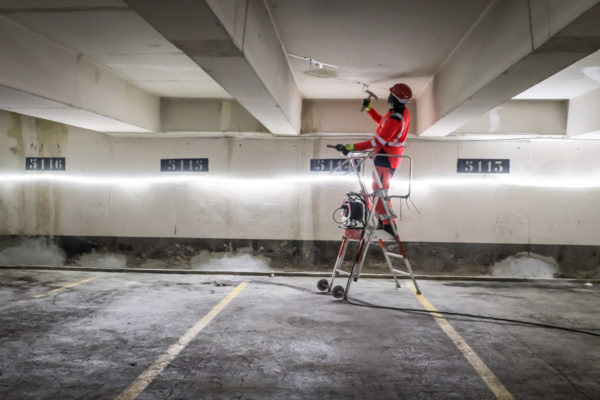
[341,151,413,199]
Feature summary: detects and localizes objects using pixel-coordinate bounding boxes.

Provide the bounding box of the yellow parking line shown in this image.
[34,276,98,297]
[116,281,248,400]
[0,276,99,311]
[408,285,514,400]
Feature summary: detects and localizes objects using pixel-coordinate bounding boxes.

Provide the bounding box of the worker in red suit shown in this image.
[336,83,412,236]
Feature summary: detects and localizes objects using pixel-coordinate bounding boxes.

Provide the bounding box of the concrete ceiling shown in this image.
[268,0,492,100]
[0,0,230,99]
[0,0,599,136]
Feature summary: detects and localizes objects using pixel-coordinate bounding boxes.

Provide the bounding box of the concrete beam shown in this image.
[161,98,267,133]
[567,87,600,137]
[125,0,302,135]
[301,99,417,135]
[0,15,159,133]
[417,0,600,137]
[454,100,568,135]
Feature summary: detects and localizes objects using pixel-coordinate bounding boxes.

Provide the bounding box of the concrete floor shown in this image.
[0,269,599,400]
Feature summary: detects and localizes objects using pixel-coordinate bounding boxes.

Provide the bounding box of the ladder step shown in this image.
[335,269,351,276]
[391,268,410,276]
[385,252,404,260]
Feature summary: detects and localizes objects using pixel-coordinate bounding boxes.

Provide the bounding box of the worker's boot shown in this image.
[377,220,396,237]
[382,223,395,237]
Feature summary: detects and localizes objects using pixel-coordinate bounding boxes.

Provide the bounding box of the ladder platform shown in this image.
[343,228,396,241]
[319,150,422,300]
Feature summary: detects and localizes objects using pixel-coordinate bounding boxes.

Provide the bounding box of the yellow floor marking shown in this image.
[407,283,514,400]
[34,276,98,297]
[116,281,248,400]
[0,276,98,311]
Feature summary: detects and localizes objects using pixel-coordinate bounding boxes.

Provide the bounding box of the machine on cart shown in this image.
[317,147,421,300]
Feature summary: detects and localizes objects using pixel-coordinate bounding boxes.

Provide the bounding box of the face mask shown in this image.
[388,94,395,108]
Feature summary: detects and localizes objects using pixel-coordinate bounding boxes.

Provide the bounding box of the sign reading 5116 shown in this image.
[457,159,509,174]
[161,158,208,172]
[26,157,65,171]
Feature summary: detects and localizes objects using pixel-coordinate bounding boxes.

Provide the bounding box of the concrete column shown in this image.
[567,87,600,136]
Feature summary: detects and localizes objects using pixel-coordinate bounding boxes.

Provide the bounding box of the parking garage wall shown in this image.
[1,111,599,274]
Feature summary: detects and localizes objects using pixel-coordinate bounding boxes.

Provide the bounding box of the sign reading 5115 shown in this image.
[161,158,208,172]
[457,159,509,174]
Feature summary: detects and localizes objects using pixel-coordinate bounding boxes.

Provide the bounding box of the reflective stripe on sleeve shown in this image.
[375,134,387,146]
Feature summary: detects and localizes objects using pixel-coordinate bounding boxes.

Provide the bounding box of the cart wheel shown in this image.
[332,285,345,299]
[317,279,329,292]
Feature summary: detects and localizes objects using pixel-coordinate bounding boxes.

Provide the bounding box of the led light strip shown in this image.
[0,173,599,189]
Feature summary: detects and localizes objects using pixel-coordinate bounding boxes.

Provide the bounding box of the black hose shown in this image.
[345,296,600,338]
[249,279,600,339]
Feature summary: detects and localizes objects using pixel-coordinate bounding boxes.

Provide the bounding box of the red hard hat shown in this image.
[390,83,412,102]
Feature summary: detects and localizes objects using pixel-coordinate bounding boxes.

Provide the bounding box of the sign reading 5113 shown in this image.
[457,159,509,174]
[161,158,208,172]
[26,157,65,171]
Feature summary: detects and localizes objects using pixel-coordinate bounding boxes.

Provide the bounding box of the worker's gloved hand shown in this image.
[362,98,372,111]
[334,143,354,155]
[334,144,346,153]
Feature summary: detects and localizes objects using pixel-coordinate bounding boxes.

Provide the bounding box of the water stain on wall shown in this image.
[7,112,24,157]
[223,138,235,228]
[31,118,69,235]
[0,113,26,234]
[224,136,234,167]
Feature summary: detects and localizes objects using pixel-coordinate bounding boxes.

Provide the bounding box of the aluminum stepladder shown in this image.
[317,150,421,299]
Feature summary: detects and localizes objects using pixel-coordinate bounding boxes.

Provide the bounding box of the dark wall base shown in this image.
[1,235,599,278]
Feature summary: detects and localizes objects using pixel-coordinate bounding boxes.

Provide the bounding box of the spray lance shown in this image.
[326,144,350,155]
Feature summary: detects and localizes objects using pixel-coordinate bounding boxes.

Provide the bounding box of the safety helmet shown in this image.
[389,83,412,102]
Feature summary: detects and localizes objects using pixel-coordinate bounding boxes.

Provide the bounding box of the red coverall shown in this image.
[353,106,410,225]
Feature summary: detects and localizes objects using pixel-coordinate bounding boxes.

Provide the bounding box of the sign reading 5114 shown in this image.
[457,159,509,174]
[310,158,352,172]
[161,158,208,172]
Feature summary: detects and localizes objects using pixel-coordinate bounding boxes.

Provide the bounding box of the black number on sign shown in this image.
[310,158,354,172]
[160,158,209,172]
[457,159,509,174]
[25,157,66,171]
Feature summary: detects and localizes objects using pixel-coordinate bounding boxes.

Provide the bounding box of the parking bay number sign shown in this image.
[161,158,208,172]
[26,157,65,171]
[457,159,509,174]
